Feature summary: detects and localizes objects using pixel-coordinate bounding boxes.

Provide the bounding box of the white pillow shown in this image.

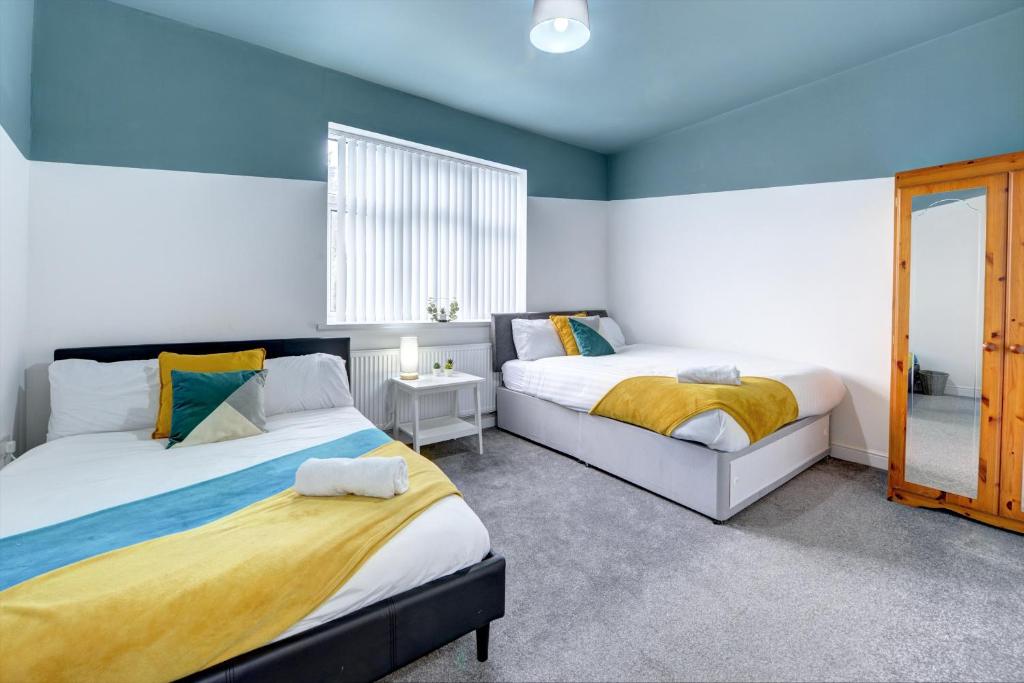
[599,317,627,350]
[48,358,160,441]
[511,318,566,361]
[264,353,353,416]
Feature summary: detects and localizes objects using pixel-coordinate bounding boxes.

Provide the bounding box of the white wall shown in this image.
[908,198,986,397]
[526,197,608,311]
[608,178,895,467]
[18,161,895,464]
[0,124,30,455]
[21,162,606,448]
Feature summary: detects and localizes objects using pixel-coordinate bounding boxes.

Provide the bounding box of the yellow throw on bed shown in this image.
[591,376,798,444]
[0,441,458,683]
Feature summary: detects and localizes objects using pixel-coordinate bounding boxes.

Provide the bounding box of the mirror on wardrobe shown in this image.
[905,187,988,498]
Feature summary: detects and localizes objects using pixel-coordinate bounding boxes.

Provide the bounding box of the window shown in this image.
[327,124,527,324]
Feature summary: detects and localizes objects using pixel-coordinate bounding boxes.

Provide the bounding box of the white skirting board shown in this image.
[496,387,830,521]
[351,343,498,428]
[829,443,888,470]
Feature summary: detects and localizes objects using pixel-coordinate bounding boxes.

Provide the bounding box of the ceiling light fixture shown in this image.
[530,0,590,54]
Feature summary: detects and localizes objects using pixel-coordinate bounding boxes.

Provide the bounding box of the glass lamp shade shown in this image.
[399,336,419,380]
[530,0,590,54]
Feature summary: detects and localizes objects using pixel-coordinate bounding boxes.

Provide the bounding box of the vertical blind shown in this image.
[328,130,526,323]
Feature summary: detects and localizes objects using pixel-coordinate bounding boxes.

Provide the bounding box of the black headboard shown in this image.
[490,310,608,372]
[54,337,352,380]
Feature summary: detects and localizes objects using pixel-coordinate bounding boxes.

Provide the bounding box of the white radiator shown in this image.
[350,343,498,427]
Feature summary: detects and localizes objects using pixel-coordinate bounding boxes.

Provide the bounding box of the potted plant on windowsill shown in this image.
[432,361,442,377]
[444,358,454,376]
[426,297,460,323]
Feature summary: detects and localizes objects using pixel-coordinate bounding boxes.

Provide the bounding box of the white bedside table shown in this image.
[389,372,485,454]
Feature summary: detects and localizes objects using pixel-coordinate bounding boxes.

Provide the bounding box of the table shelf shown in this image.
[397,416,479,447]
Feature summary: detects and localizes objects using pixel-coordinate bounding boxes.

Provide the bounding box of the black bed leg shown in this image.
[475,623,490,662]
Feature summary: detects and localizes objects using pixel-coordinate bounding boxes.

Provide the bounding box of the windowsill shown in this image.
[317,320,492,332]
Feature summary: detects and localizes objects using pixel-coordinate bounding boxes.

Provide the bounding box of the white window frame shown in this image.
[320,122,528,329]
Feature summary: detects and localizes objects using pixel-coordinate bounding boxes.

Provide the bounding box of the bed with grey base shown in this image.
[491,312,831,522]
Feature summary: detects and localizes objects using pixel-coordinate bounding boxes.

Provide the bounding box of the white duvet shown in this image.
[502,344,845,452]
[0,407,490,642]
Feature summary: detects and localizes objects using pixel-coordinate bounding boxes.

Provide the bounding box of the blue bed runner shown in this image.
[0,427,391,591]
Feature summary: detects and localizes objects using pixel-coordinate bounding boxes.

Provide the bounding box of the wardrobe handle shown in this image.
[1009,344,1023,354]
[982,343,997,352]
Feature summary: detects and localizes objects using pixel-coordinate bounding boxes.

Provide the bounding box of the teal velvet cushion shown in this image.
[168,369,267,448]
[569,317,616,357]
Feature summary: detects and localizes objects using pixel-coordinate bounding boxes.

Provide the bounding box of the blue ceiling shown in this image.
[109,0,1024,153]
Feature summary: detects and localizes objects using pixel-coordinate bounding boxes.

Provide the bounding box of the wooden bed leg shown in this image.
[475,623,490,662]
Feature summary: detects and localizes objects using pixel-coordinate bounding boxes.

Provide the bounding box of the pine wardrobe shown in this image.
[889,151,1024,533]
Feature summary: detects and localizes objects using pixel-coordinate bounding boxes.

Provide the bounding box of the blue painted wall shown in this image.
[608,9,1024,200]
[0,0,34,156]
[29,0,606,200]
[23,0,1024,201]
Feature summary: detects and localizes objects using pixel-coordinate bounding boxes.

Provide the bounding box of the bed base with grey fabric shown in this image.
[490,313,831,522]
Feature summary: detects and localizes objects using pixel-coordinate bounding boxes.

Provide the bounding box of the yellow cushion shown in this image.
[153,349,266,439]
[549,313,588,355]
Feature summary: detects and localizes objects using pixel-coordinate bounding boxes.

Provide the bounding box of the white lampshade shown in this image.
[399,336,419,380]
[530,0,590,54]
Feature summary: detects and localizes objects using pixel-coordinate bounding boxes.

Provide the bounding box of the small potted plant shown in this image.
[426,297,460,322]
[444,358,455,376]
[432,361,442,377]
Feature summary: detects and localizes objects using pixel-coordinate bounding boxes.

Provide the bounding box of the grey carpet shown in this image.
[387,428,1024,683]
[906,394,982,497]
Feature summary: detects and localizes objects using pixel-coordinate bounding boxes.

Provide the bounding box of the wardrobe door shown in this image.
[890,173,1008,515]
[1000,170,1024,522]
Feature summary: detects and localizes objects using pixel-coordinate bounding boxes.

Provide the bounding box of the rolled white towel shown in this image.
[676,365,741,386]
[294,456,410,498]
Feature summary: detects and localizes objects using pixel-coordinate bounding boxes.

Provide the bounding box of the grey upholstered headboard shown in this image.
[490,310,609,371]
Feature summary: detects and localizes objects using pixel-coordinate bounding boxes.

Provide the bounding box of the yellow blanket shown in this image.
[591,376,798,443]
[0,441,459,683]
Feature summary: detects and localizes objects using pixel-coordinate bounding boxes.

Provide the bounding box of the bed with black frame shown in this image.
[53,337,506,683]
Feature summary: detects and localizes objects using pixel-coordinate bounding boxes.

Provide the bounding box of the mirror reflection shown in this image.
[906,187,987,497]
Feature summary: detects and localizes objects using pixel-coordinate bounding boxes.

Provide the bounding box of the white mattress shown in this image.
[501,344,845,451]
[0,407,491,642]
